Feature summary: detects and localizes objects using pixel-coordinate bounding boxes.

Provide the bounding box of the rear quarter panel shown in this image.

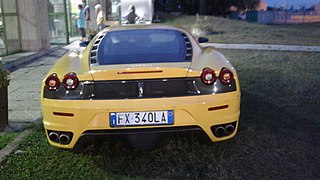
[41,50,92,104]
[189,47,238,79]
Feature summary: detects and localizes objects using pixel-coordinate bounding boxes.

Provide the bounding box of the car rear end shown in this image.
[42,26,240,149]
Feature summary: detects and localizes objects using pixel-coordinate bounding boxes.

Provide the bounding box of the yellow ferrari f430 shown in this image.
[41,24,240,149]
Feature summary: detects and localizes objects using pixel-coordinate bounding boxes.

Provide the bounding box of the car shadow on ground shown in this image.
[83,90,319,179]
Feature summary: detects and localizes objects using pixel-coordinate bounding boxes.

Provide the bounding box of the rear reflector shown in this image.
[208,105,229,111]
[53,112,74,117]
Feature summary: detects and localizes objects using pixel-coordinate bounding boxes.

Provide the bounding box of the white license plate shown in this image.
[110,110,174,127]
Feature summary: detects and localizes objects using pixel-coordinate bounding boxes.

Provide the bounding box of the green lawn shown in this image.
[0,132,19,150]
[167,16,320,46]
[0,50,319,179]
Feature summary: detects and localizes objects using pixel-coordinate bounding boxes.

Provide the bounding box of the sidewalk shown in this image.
[1,46,60,72]
[2,41,83,132]
[0,41,82,164]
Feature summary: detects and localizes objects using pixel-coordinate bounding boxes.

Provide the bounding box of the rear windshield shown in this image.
[97,29,188,65]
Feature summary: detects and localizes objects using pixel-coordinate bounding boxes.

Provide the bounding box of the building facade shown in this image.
[0,0,154,56]
[0,0,50,55]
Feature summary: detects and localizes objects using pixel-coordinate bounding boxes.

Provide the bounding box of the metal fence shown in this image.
[273,11,320,24]
[233,11,320,24]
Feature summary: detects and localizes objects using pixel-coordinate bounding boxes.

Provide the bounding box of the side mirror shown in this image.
[198,37,209,43]
[79,41,90,47]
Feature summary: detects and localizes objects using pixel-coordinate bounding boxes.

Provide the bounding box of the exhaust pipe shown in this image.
[225,125,235,135]
[59,133,70,145]
[49,132,59,142]
[214,126,225,137]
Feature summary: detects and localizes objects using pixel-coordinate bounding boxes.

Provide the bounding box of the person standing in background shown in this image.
[124,5,140,24]
[95,4,106,31]
[82,0,90,40]
[75,4,86,41]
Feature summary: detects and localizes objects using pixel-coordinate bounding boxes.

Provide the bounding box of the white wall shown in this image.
[121,0,154,22]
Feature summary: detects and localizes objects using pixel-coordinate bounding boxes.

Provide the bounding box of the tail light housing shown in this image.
[62,72,79,90]
[201,67,216,85]
[219,68,234,85]
[45,73,60,91]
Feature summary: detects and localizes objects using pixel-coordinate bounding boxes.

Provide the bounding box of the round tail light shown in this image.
[45,73,60,91]
[201,67,216,85]
[62,72,79,90]
[219,68,234,85]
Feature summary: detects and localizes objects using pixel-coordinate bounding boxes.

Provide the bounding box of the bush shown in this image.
[0,58,10,88]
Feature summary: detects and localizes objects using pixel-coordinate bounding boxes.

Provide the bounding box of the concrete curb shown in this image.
[1,45,62,72]
[202,43,320,52]
[0,129,33,164]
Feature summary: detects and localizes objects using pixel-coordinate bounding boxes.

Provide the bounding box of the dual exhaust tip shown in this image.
[211,122,236,138]
[48,131,72,145]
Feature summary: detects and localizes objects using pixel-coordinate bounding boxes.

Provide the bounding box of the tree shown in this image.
[231,0,260,10]
[199,0,206,15]
[155,0,260,16]
[206,0,232,16]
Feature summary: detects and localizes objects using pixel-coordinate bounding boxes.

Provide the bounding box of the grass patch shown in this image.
[0,132,19,150]
[0,127,117,179]
[167,16,320,46]
[0,50,319,179]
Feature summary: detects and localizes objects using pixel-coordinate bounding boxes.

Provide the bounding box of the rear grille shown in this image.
[90,34,105,64]
[44,78,236,100]
[182,33,193,61]
[94,79,195,99]
[90,78,236,99]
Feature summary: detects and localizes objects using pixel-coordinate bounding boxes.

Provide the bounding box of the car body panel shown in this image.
[90,66,191,81]
[41,24,241,149]
[43,91,240,148]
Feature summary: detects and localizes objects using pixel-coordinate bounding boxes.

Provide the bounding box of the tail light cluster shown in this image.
[45,73,60,90]
[201,67,234,85]
[219,68,234,85]
[45,72,79,91]
[62,73,79,90]
[201,68,216,85]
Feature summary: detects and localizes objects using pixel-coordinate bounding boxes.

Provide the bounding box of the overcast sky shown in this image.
[264,0,320,8]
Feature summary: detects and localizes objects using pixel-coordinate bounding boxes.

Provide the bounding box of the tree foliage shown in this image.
[230,0,260,10]
[155,0,260,16]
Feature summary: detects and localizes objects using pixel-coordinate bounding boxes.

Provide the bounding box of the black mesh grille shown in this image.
[94,81,138,99]
[44,78,237,100]
[89,78,236,99]
[90,34,106,64]
[182,33,193,61]
[143,79,193,98]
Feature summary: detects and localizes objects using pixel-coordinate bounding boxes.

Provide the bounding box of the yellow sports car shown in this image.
[41,24,240,149]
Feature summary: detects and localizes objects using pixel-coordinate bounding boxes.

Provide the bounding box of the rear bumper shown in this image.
[42,91,240,149]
